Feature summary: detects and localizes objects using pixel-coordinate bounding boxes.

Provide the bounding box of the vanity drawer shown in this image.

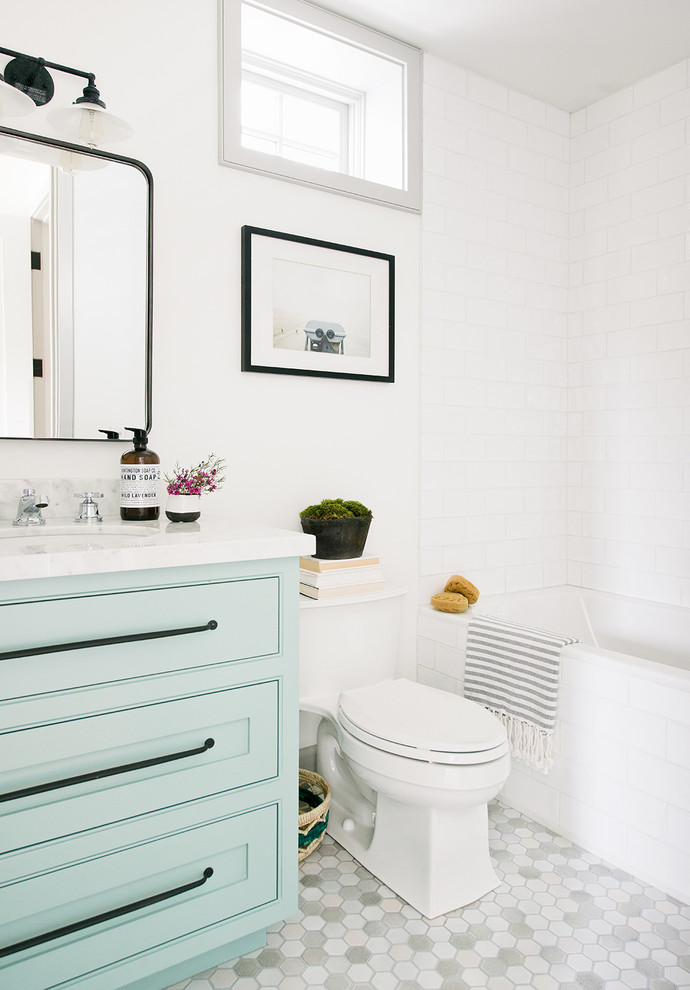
[0,680,279,843]
[1,576,280,700]
[0,798,278,990]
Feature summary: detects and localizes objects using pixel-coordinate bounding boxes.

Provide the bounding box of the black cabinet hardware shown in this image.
[0,867,214,958]
[0,619,218,661]
[0,738,215,803]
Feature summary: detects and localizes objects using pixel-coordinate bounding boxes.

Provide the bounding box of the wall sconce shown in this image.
[0,45,132,147]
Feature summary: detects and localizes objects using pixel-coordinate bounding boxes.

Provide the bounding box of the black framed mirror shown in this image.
[0,124,152,440]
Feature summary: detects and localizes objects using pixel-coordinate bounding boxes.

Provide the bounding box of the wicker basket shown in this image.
[298,769,331,862]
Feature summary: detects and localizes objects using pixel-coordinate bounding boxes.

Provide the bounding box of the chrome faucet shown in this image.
[13,488,49,526]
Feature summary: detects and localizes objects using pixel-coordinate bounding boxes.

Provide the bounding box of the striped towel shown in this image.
[464,613,578,773]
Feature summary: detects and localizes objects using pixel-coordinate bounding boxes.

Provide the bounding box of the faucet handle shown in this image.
[74,492,104,523]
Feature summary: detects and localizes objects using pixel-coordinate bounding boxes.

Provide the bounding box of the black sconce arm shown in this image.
[0,45,104,107]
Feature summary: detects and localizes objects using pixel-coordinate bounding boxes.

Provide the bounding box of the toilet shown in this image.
[299,587,511,918]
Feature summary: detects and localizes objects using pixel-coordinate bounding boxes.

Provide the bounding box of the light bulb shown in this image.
[78,107,104,148]
[58,149,83,174]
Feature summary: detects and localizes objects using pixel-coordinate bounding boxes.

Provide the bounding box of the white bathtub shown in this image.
[472,585,690,673]
[417,586,690,904]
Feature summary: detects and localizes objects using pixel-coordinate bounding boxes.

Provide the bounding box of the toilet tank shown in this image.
[299,587,406,699]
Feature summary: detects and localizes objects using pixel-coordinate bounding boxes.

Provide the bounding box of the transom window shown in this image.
[220,0,421,211]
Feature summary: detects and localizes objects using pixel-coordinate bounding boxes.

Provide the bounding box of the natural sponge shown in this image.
[431,592,469,614]
[444,575,480,604]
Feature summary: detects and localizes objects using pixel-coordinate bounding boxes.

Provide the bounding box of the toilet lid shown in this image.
[338,678,508,764]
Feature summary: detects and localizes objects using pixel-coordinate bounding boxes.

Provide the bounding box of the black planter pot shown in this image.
[300,516,372,559]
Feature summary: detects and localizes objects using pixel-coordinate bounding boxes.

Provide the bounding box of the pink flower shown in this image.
[164,454,227,497]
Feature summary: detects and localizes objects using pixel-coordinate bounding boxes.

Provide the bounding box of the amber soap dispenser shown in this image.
[120,427,160,521]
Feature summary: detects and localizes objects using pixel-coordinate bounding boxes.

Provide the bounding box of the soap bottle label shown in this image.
[120,465,161,507]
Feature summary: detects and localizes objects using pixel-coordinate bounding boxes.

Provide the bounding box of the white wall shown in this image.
[568,59,690,608]
[420,53,690,610]
[420,56,571,602]
[0,1,420,671]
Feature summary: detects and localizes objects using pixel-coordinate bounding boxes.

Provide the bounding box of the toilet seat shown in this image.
[338,678,509,766]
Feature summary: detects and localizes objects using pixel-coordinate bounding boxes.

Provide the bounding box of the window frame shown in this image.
[219,0,422,212]
[241,65,358,174]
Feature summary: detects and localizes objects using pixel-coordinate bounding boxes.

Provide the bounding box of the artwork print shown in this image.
[241,226,394,382]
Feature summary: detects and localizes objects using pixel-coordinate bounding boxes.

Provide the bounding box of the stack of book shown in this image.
[299,554,384,599]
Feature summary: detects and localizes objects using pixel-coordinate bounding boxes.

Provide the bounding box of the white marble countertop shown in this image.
[0,515,315,582]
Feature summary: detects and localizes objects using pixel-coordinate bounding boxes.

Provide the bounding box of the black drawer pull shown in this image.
[0,738,215,804]
[0,867,214,958]
[0,619,218,662]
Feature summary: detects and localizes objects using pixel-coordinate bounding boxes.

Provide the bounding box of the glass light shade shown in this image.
[58,148,109,174]
[47,101,133,148]
[0,78,36,119]
[11,139,108,172]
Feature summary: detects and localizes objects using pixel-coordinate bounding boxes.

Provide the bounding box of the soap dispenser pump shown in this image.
[120,427,160,521]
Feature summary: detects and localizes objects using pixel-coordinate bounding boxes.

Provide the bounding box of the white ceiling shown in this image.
[317,0,690,112]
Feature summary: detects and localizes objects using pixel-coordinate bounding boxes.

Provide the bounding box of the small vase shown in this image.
[165,494,201,523]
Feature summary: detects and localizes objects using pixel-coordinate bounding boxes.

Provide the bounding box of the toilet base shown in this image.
[327,791,500,919]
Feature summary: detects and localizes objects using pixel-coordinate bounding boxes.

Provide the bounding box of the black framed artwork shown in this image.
[241,226,395,382]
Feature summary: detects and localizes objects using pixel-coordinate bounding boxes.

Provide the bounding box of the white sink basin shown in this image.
[0,522,160,551]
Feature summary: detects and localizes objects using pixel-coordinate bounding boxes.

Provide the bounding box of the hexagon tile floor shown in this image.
[166,801,690,990]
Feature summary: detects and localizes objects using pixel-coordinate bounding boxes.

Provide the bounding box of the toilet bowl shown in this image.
[299,589,511,918]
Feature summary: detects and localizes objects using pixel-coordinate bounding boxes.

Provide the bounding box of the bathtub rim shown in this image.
[418,584,690,688]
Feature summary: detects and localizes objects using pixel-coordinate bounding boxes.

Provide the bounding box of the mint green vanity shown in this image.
[0,521,313,990]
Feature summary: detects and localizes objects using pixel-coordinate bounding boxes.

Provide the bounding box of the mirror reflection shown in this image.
[0,128,151,440]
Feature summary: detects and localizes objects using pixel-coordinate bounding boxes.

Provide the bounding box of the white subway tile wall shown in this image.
[421,55,571,604]
[420,54,690,606]
[568,60,690,608]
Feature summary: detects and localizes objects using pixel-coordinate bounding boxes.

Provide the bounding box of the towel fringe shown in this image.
[486,708,554,773]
